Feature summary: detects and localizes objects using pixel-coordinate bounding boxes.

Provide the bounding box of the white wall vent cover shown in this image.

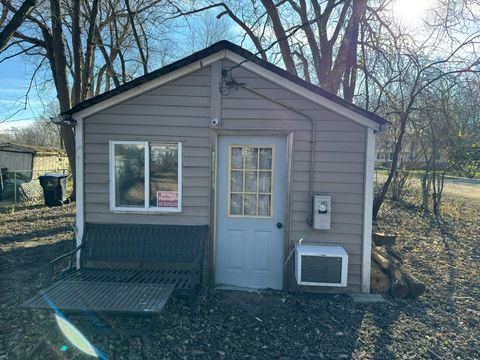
[295,244,348,287]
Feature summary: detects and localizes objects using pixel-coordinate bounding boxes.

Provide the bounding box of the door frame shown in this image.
[209,129,294,289]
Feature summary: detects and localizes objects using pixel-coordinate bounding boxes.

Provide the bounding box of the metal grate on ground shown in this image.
[21,280,175,315]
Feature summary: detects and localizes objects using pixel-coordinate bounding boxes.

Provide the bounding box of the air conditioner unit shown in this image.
[295,244,348,287]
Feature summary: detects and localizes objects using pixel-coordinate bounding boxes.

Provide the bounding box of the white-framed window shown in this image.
[109,141,182,213]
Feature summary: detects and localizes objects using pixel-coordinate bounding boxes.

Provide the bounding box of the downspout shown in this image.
[239,84,317,224]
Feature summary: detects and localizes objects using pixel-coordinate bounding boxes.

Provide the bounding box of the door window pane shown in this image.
[230,194,243,215]
[259,172,271,193]
[231,171,243,192]
[150,144,179,208]
[115,144,145,207]
[258,195,271,216]
[228,145,274,217]
[244,194,257,215]
[259,148,273,169]
[231,147,243,169]
[244,147,258,169]
[244,171,257,192]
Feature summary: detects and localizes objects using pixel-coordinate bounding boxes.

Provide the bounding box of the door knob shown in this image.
[276,222,283,229]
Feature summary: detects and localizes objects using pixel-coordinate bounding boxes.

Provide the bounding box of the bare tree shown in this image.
[446,79,480,178]
[170,0,372,101]
[0,0,178,198]
[359,4,480,218]
[4,119,61,146]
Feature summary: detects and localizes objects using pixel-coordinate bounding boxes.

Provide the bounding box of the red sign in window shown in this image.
[157,191,178,208]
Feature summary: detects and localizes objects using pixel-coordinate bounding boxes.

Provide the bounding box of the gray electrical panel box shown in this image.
[313,195,331,230]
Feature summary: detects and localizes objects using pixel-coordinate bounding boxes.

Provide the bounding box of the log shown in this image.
[372,249,409,298]
[370,260,391,293]
[402,270,426,298]
[373,232,396,247]
[378,248,403,266]
[386,247,403,265]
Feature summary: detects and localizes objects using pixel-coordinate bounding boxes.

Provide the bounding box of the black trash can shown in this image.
[38,174,68,207]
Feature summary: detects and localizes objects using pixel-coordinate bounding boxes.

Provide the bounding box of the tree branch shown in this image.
[0,0,37,51]
[125,0,148,74]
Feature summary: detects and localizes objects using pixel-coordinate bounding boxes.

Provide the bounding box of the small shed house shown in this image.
[0,143,36,179]
[31,146,70,178]
[0,143,69,176]
[60,41,388,294]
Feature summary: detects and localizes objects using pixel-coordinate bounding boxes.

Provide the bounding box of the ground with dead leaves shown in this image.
[0,197,478,359]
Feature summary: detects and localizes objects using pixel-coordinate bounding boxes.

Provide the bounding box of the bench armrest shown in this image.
[192,251,204,265]
[47,243,84,284]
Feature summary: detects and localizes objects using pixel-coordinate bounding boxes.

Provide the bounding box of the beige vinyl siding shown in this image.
[220,63,366,292]
[83,66,211,225]
[82,59,369,292]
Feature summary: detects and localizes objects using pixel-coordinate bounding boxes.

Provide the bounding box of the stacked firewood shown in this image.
[370,232,426,298]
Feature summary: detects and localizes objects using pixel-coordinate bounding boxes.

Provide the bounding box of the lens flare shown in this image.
[43,295,108,359]
[55,314,99,357]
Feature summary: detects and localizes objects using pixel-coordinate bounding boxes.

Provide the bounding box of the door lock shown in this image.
[276,222,283,229]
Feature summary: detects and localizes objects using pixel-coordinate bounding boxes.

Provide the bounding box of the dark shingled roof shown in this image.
[0,143,36,154]
[65,40,388,126]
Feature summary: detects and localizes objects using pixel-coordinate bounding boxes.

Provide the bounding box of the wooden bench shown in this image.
[20,223,208,354]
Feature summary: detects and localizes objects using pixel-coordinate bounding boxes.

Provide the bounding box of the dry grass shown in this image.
[0,197,478,359]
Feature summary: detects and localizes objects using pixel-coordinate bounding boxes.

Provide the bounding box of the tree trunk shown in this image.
[294,0,322,81]
[260,0,297,76]
[71,0,82,106]
[420,171,431,212]
[82,0,100,99]
[432,172,445,216]
[49,0,75,199]
[322,0,366,99]
[125,0,148,74]
[61,126,76,199]
[373,113,408,219]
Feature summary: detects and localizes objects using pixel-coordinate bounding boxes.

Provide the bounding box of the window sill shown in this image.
[110,207,182,214]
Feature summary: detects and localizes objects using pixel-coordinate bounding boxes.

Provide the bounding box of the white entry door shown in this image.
[215,136,287,289]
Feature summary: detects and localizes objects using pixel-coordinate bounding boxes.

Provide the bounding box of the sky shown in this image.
[0,56,53,131]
